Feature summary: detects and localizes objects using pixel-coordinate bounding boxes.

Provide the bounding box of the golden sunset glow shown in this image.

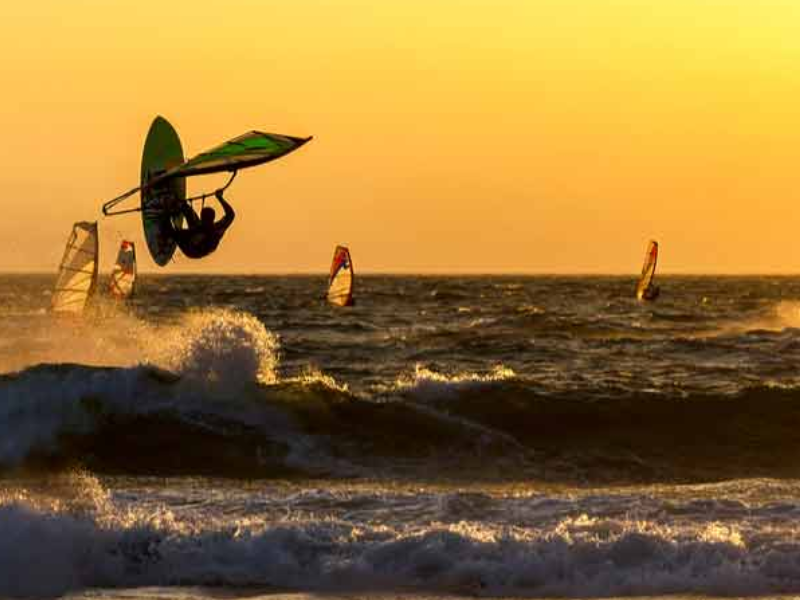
[2,0,800,273]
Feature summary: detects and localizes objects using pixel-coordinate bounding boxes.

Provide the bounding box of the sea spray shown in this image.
[151,309,280,385]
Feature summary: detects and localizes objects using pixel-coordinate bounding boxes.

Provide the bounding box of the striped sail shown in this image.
[52,222,99,313]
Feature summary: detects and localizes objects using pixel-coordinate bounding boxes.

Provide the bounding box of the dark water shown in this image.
[3,274,800,597]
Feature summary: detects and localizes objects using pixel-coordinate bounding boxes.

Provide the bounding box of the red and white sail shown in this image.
[327,245,354,307]
[636,240,658,301]
[108,240,137,300]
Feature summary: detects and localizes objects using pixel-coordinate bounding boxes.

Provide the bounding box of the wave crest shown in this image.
[383,364,517,401]
[153,309,279,385]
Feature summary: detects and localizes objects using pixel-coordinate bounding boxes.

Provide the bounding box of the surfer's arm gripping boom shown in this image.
[214,190,236,229]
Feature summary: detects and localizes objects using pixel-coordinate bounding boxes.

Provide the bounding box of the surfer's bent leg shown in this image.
[179,202,201,228]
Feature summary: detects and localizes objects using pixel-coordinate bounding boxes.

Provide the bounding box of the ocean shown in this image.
[3,274,800,598]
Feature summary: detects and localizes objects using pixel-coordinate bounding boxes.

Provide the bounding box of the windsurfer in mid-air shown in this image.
[172,189,236,259]
[101,117,311,267]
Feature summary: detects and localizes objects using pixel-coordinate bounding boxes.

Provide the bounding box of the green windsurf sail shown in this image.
[164,132,311,180]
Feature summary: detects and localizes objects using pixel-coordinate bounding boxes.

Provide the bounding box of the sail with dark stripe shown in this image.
[52,222,99,313]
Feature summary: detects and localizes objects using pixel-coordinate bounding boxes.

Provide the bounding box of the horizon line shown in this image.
[6,270,800,277]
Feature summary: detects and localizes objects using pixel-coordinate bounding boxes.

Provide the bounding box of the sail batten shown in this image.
[58,266,96,275]
[52,222,99,314]
[327,245,354,307]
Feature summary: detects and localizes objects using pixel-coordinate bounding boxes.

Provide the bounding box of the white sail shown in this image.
[52,221,99,313]
[108,240,137,300]
[636,240,658,301]
[327,245,354,307]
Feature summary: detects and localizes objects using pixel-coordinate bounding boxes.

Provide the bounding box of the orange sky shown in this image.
[1,0,800,273]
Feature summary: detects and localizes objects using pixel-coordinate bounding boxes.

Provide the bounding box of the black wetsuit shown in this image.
[173,191,235,259]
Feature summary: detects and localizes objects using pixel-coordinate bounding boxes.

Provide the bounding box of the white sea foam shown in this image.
[3,478,800,597]
[380,364,517,401]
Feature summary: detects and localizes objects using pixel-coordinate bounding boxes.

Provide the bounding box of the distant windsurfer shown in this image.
[639,285,660,301]
[326,245,355,307]
[172,190,235,259]
[635,240,660,302]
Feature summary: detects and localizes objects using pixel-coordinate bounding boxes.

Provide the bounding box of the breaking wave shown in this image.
[4,351,800,482]
[3,475,800,597]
